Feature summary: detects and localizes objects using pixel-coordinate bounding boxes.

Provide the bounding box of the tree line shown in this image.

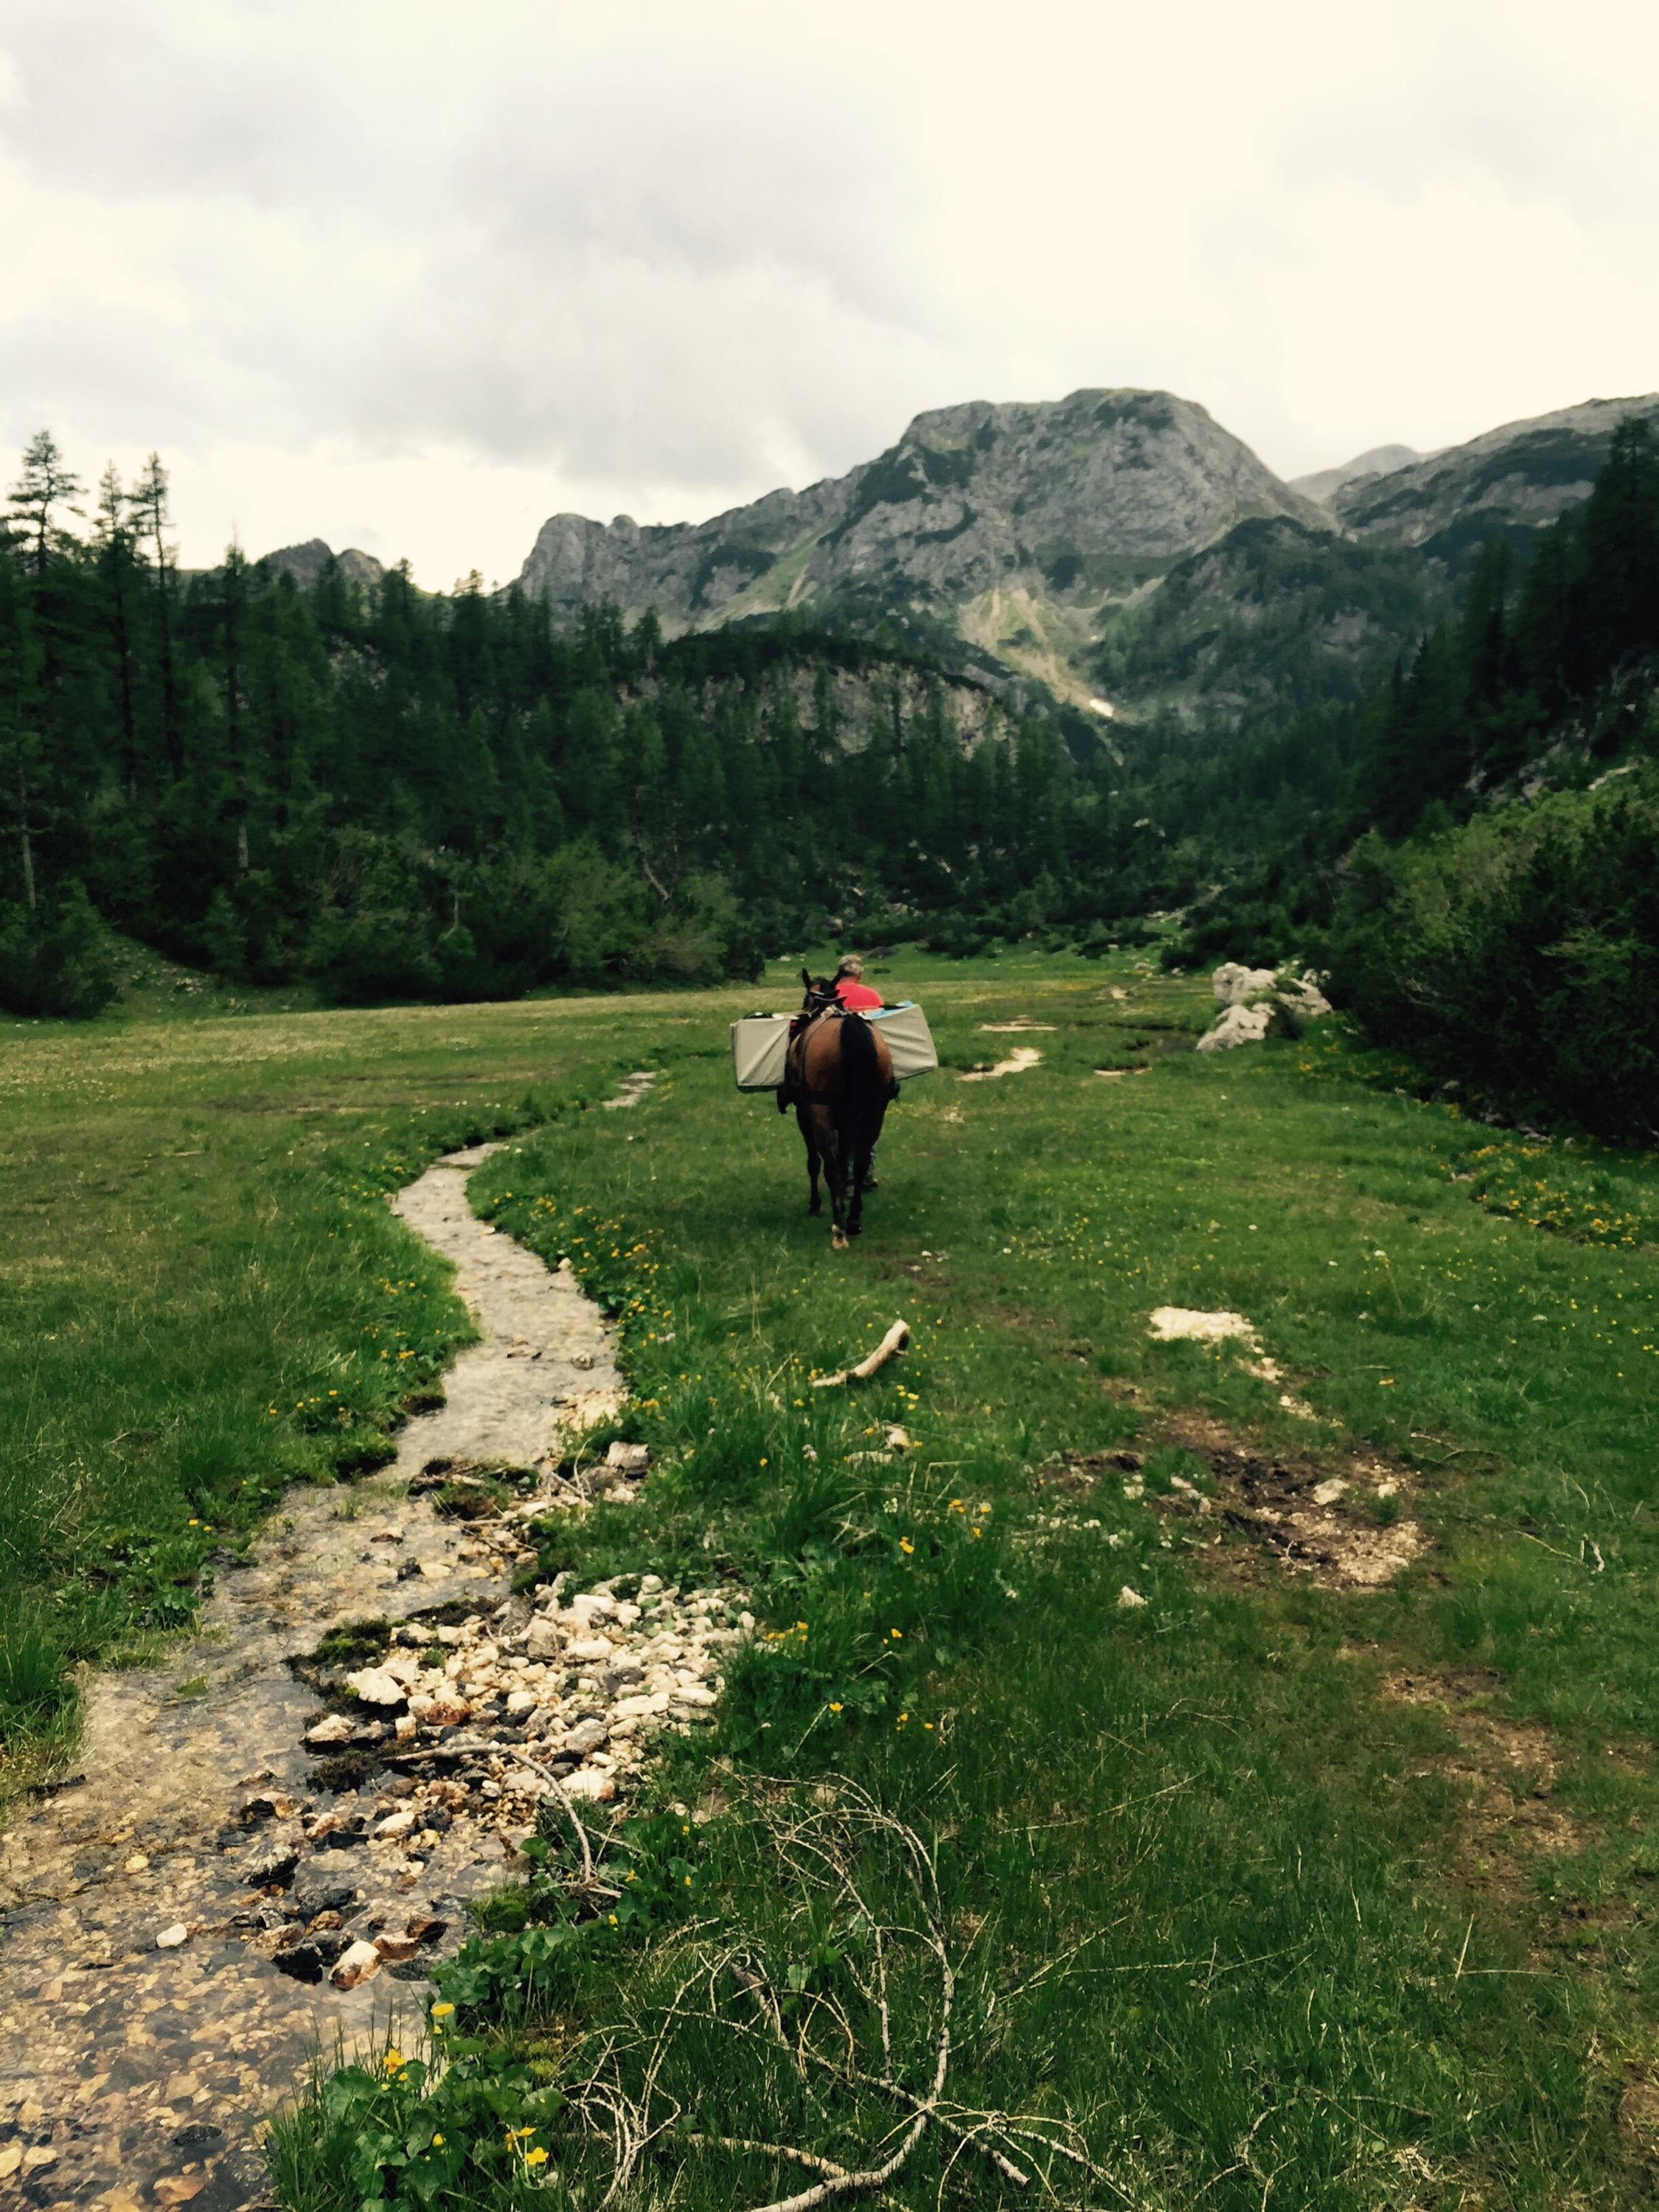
[0,433,1125,1015]
[1152,417,1659,1137]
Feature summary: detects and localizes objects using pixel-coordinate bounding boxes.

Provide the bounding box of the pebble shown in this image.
[156,1923,189,1949]
[330,1939,382,1990]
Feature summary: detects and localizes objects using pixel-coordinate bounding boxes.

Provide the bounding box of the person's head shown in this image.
[835,954,864,981]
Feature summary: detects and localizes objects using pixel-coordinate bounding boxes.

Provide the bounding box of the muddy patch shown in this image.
[1056,1408,1428,1592]
[1384,1670,1582,1871]
[0,1134,658,2212]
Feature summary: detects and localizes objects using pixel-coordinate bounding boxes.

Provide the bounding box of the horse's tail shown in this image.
[838,1007,883,1122]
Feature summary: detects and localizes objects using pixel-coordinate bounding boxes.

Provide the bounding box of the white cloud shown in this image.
[0,0,1655,582]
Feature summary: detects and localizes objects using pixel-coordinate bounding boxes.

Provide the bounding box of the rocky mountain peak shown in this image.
[513,386,1324,698]
[1290,444,1424,505]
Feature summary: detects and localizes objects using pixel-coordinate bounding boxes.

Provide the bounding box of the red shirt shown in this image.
[835,979,883,1010]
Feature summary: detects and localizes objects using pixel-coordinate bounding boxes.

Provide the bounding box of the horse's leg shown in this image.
[820,1119,849,1249]
[797,1103,821,1214]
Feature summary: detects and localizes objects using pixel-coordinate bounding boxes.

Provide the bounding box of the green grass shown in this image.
[12,948,1659,2202]
[0,992,641,1791]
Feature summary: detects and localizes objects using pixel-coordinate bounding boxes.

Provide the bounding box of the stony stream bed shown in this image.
[0,1111,728,2212]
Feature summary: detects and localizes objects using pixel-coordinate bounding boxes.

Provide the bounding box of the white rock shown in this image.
[504,1689,538,1717]
[346,1667,408,1707]
[156,1923,189,1950]
[1213,962,1278,1007]
[605,1441,650,1475]
[330,1939,382,1989]
[305,1712,356,1745]
[1197,1002,1276,1053]
[1117,1586,1148,1610]
[568,1592,616,1621]
[374,1808,418,1841]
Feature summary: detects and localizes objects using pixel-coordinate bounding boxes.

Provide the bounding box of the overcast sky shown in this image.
[2,0,1656,587]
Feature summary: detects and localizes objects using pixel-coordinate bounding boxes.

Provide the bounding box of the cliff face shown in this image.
[515,389,1324,696]
[1330,394,1659,569]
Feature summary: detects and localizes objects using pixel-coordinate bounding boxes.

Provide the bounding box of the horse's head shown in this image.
[800,969,839,1015]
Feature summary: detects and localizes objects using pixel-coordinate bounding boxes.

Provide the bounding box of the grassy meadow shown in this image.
[8,949,1659,2204]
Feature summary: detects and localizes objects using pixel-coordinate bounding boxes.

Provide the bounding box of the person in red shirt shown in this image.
[832,955,886,1186]
[832,953,883,1011]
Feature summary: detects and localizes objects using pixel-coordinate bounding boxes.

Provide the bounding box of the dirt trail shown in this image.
[0,1124,640,2212]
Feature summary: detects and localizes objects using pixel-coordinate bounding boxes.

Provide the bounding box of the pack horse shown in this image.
[785,971,895,1248]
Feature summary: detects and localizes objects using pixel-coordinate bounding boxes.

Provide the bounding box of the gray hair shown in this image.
[834,954,864,978]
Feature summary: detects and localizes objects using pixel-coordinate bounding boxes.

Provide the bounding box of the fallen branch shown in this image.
[501,1746,599,1889]
[811,1320,911,1389]
[686,2138,854,2182]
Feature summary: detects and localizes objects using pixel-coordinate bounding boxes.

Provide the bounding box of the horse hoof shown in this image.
[832,1231,849,1251]
[846,1221,863,1237]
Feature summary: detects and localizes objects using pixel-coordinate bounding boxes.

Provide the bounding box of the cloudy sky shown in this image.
[1,0,1656,586]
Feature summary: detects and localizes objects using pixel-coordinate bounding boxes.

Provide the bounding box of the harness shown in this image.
[779,1000,842,1110]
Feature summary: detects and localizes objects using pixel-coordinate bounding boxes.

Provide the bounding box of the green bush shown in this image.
[0,882,119,1018]
[1331,762,1659,1138]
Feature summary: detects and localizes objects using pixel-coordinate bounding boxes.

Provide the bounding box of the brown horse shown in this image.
[785,971,894,1248]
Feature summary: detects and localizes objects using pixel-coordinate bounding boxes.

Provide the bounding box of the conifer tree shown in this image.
[7,431,83,576]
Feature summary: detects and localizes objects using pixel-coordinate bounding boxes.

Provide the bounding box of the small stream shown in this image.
[0,1127,641,2211]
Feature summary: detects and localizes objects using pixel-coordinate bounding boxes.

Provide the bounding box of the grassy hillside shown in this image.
[10,957,1659,2202]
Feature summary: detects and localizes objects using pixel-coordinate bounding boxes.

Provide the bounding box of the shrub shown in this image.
[0,882,119,1018]
[1331,763,1659,1138]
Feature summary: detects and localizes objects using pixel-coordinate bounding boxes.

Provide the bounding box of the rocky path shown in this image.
[0,1108,706,2212]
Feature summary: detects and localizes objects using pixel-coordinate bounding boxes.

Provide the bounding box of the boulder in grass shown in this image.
[1199,964,1332,1051]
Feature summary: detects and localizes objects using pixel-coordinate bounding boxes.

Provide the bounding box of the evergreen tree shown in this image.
[7,431,83,576]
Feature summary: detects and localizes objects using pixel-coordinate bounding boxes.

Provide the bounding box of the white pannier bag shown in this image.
[730,1002,938,1092]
